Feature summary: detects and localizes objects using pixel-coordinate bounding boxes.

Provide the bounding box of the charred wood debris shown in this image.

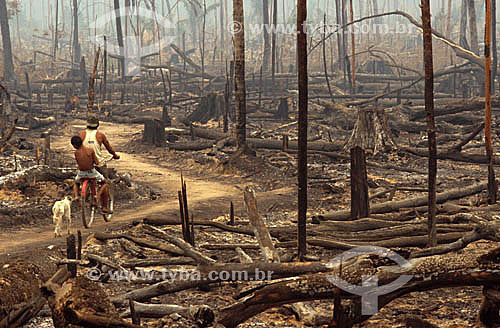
[2,21,500,328]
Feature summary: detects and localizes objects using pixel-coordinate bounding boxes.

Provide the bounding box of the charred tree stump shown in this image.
[275,98,289,120]
[66,235,76,277]
[143,119,165,147]
[344,108,397,155]
[350,147,370,219]
[478,286,500,326]
[44,276,127,328]
[185,93,218,124]
[162,102,171,127]
[43,133,51,166]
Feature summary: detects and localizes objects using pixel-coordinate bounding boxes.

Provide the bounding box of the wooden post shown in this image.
[44,133,51,166]
[77,230,82,260]
[229,201,234,226]
[350,147,370,219]
[282,135,289,152]
[129,299,141,325]
[181,179,192,245]
[48,91,53,108]
[66,234,77,277]
[178,190,186,239]
[36,146,40,165]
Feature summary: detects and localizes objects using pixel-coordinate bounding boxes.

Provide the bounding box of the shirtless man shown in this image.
[79,114,119,177]
[71,136,112,213]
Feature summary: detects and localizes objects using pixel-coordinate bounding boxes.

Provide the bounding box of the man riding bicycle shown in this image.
[78,114,120,177]
[71,136,112,213]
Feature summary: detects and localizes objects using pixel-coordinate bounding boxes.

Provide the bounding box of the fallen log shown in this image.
[64,308,143,328]
[401,146,500,165]
[121,257,195,268]
[411,96,500,120]
[410,222,500,258]
[94,232,184,256]
[187,126,344,152]
[216,250,500,327]
[322,181,488,220]
[308,232,464,250]
[121,301,214,325]
[142,225,216,265]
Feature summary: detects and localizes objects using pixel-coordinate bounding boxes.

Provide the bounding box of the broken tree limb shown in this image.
[447,122,484,152]
[307,232,464,250]
[410,222,500,258]
[411,96,500,121]
[309,11,483,69]
[121,257,195,268]
[401,146,500,165]
[185,126,344,152]
[93,232,184,256]
[142,225,216,265]
[244,187,280,263]
[170,44,202,72]
[322,181,488,221]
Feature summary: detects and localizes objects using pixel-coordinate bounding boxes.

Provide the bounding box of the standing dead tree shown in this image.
[72,0,81,64]
[0,0,15,81]
[87,47,101,114]
[421,0,438,247]
[484,0,498,204]
[297,0,308,259]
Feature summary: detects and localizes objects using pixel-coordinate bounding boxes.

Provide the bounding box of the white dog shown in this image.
[52,196,72,237]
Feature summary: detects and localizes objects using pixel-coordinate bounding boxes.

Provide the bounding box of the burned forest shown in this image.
[3,0,500,327]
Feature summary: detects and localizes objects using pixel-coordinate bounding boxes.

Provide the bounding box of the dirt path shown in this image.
[0,121,239,256]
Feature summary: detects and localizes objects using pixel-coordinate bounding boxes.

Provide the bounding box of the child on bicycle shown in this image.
[71,136,112,214]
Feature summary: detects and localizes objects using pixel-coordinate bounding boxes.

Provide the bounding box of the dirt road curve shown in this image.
[0,121,238,256]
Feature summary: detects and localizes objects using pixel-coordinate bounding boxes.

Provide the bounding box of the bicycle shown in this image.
[79,157,115,228]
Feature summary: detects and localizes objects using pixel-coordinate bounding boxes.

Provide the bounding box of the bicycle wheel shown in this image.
[81,181,96,228]
[102,187,114,222]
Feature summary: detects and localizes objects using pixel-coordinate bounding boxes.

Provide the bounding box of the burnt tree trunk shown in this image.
[492,0,497,94]
[72,0,80,64]
[297,0,308,259]
[143,119,165,147]
[114,0,125,79]
[485,0,498,203]
[0,0,15,81]
[186,93,217,124]
[233,0,247,151]
[262,0,271,72]
[467,0,479,55]
[459,0,469,49]
[275,98,289,120]
[350,147,369,219]
[421,0,438,247]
